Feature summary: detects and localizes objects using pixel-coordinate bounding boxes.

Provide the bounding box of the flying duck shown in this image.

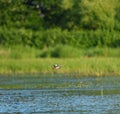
[53,64,61,69]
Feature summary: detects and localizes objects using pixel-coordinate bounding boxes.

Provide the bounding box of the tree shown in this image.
[0,0,44,30]
[79,0,117,30]
[0,0,119,30]
[114,0,120,31]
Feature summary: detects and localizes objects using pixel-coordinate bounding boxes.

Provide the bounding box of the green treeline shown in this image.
[0,0,120,49]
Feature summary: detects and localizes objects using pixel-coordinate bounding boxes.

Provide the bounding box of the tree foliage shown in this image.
[0,0,120,48]
[79,0,117,30]
[0,0,119,30]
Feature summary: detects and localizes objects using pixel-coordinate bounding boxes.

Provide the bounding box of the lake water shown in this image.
[0,74,120,114]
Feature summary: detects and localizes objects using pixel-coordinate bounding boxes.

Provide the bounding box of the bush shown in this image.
[52,45,83,58]
[0,27,120,49]
[40,45,83,58]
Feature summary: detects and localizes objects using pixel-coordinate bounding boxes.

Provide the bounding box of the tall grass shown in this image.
[0,58,119,76]
[40,45,120,58]
[0,45,119,76]
[0,45,120,59]
[0,45,41,59]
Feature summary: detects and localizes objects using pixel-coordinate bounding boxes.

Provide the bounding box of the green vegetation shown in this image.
[0,0,120,49]
[0,28,120,49]
[0,0,120,76]
[0,47,119,76]
[0,46,119,76]
[0,45,120,59]
[0,57,120,76]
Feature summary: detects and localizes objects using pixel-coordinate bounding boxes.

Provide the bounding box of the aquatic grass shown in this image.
[0,57,119,76]
[0,74,120,90]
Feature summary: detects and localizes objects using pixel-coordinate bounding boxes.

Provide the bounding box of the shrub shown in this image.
[0,27,120,49]
[40,45,83,58]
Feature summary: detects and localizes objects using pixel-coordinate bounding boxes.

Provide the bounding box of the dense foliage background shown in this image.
[0,0,120,50]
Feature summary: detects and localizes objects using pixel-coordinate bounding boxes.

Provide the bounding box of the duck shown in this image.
[53,64,61,69]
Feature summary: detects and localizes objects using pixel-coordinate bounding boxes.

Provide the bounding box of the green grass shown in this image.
[0,45,120,59]
[40,46,120,58]
[0,57,120,76]
[0,45,119,76]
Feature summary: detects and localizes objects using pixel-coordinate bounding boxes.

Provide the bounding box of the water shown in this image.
[0,75,120,114]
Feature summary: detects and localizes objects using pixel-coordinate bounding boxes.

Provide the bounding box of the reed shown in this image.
[0,45,120,58]
[0,57,119,76]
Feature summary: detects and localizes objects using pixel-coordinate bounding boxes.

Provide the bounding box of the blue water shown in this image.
[0,75,120,114]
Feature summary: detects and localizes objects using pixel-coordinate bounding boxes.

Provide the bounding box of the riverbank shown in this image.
[0,57,120,76]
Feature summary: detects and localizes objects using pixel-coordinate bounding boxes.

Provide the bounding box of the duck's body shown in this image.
[53,64,60,69]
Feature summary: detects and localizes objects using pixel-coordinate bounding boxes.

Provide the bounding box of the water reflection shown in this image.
[0,75,120,113]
